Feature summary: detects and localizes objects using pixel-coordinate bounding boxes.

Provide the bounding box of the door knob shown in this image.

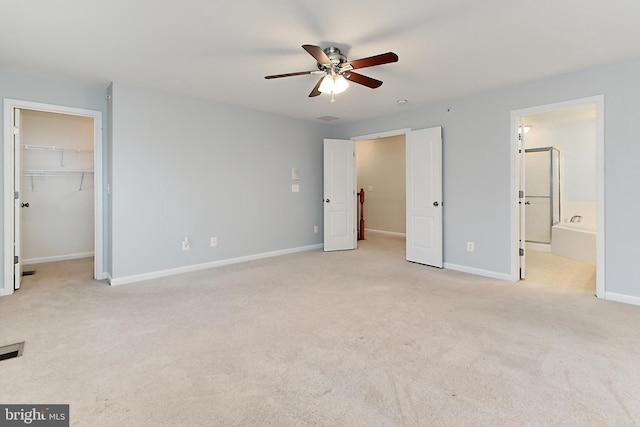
[433,201,439,207]
[21,202,29,208]
[325,199,330,203]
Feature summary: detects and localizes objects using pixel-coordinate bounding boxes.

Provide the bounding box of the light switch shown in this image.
[292,168,300,180]
[292,184,300,192]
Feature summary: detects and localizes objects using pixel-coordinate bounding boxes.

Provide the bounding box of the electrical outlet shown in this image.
[314,225,318,233]
[210,237,217,247]
[467,241,475,252]
[182,237,190,251]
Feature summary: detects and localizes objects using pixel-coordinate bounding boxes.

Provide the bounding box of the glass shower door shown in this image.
[525,147,560,244]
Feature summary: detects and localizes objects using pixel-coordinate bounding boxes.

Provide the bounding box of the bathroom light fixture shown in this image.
[318,74,349,102]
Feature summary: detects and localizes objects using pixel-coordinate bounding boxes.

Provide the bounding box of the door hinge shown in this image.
[14,255,19,264]
[519,248,524,256]
[14,191,19,200]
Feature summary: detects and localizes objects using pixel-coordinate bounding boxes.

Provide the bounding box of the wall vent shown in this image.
[316,115,339,122]
[0,342,24,361]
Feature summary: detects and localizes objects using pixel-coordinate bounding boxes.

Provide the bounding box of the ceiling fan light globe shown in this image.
[333,75,349,94]
[318,75,349,95]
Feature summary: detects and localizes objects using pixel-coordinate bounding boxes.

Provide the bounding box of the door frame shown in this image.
[3,99,104,296]
[510,95,605,298]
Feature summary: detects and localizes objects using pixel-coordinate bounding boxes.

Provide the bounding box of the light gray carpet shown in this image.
[1,234,639,426]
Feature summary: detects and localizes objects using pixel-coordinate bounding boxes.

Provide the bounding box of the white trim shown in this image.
[510,95,606,292]
[109,244,323,286]
[525,242,551,252]
[3,102,14,295]
[3,99,104,297]
[365,228,406,238]
[604,292,640,307]
[595,98,605,299]
[351,128,411,141]
[444,262,515,282]
[23,252,94,265]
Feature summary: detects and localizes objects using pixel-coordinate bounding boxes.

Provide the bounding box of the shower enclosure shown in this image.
[525,147,560,245]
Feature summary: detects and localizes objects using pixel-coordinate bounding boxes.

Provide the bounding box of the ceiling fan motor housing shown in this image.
[318,47,347,71]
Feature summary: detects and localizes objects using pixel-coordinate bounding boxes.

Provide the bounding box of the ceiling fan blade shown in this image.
[302,44,332,65]
[343,52,398,70]
[344,72,383,89]
[265,70,318,79]
[308,76,324,97]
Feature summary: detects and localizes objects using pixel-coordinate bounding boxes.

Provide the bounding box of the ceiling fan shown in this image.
[265,45,399,102]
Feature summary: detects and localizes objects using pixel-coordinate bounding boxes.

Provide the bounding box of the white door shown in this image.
[13,108,22,290]
[518,117,527,279]
[406,127,443,267]
[323,138,356,251]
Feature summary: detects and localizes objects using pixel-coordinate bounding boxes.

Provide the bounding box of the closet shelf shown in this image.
[22,169,94,191]
[22,169,94,175]
[22,144,93,153]
[22,144,93,167]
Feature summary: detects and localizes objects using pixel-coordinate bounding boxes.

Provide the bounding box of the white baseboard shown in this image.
[444,262,515,282]
[23,252,94,265]
[365,229,406,238]
[603,292,640,307]
[525,242,551,252]
[109,244,323,286]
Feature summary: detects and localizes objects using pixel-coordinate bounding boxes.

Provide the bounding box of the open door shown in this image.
[406,127,443,267]
[323,138,356,251]
[518,116,526,279]
[13,108,22,290]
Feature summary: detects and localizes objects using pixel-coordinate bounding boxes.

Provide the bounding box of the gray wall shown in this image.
[4,57,640,301]
[109,83,327,279]
[0,70,108,289]
[330,58,640,299]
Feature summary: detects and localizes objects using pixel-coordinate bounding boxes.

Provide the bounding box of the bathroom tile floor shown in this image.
[524,250,596,293]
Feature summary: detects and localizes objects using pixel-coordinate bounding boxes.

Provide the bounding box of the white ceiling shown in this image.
[2,0,640,124]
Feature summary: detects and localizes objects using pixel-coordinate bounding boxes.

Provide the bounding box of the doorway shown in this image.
[356,134,407,238]
[511,96,604,296]
[323,127,443,268]
[3,99,104,296]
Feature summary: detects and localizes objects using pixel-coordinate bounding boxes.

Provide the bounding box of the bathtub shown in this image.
[551,222,596,264]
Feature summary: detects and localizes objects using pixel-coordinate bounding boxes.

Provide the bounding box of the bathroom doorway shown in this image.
[513,96,603,295]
